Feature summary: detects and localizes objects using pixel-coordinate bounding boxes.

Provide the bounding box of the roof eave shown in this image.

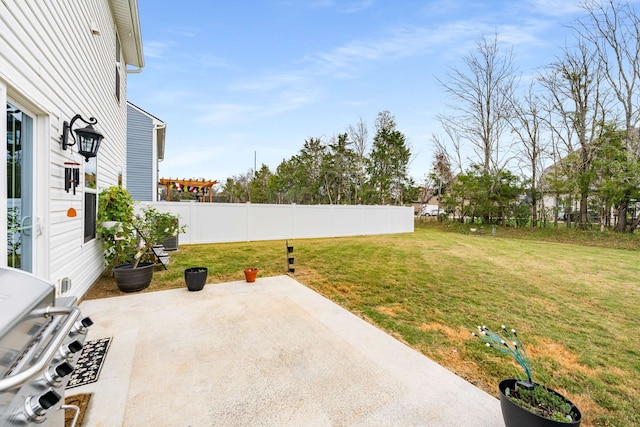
[111,0,145,69]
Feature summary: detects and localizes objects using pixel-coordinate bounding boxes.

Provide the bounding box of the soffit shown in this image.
[110,0,144,68]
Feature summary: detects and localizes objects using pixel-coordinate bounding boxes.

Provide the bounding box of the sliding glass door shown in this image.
[6,102,33,271]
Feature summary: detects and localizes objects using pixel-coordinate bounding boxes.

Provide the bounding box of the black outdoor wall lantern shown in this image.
[60,114,104,162]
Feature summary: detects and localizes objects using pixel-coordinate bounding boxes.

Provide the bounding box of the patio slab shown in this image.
[74,275,504,426]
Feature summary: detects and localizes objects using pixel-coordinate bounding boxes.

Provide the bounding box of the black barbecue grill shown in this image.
[0,267,92,426]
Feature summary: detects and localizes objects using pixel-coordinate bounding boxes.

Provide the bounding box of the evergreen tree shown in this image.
[366,111,411,205]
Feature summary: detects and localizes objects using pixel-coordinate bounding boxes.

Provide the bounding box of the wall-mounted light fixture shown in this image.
[60,114,104,162]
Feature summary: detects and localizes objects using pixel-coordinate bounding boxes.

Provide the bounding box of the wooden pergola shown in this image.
[159,178,218,202]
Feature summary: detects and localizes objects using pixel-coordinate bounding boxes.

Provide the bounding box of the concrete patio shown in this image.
[74,275,504,426]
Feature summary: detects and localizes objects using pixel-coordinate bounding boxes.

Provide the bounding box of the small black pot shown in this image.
[184,267,208,291]
[499,379,582,427]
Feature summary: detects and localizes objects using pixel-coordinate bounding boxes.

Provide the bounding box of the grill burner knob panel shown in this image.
[23,389,61,423]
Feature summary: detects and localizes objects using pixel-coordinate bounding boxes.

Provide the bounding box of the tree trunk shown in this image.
[579,192,588,229]
[615,204,628,232]
[630,213,640,233]
[531,188,538,228]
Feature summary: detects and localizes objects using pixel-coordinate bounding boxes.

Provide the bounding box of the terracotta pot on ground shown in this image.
[244,268,258,283]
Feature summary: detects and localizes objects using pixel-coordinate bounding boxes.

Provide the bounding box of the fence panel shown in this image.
[136,202,413,244]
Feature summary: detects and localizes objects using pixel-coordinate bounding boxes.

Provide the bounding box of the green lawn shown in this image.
[87,222,640,427]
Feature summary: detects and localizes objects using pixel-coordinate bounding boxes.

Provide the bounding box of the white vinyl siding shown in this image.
[0,0,135,297]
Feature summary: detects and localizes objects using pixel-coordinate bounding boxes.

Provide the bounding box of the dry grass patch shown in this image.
[375,304,409,317]
[418,322,471,342]
[528,338,599,377]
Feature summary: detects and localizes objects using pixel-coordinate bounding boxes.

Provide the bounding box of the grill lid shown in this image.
[0,267,55,343]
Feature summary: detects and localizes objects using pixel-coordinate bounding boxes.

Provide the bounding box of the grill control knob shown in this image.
[72,316,94,335]
[24,389,61,423]
[44,361,74,386]
[59,340,83,360]
[56,361,75,377]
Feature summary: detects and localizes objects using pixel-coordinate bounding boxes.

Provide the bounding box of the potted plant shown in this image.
[96,185,133,227]
[96,186,136,269]
[97,189,186,292]
[139,206,185,250]
[137,206,186,266]
[184,267,208,291]
[244,267,258,283]
[473,325,582,426]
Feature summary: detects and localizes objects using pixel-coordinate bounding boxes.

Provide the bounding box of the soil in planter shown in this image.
[506,382,580,423]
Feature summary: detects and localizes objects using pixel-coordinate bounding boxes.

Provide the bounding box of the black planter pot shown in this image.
[184,267,208,291]
[113,262,155,292]
[499,379,582,427]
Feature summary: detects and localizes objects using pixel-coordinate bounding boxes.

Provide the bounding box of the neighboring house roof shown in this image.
[110,0,144,69]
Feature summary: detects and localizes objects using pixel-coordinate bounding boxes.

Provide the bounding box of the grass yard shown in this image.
[86,222,640,427]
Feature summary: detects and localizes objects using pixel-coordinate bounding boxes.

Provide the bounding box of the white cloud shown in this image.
[166,27,198,38]
[211,17,557,123]
[338,0,375,14]
[308,0,374,13]
[198,54,235,69]
[144,89,197,107]
[526,0,583,17]
[143,40,174,59]
[229,73,306,92]
[196,103,257,125]
[268,90,319,115]
[308,0,335,9]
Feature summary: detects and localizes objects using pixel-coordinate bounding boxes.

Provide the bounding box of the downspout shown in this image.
[154,123,166,201]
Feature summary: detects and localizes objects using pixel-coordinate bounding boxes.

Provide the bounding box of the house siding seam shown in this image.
[0,0,136,298]
[127,105,154,201]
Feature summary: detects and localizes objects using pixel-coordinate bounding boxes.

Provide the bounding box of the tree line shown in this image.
[431,0,640,232]
[216,0,640,233]
[220,110,418,206]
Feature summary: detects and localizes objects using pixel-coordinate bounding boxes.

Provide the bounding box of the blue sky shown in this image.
[128,0,585,185]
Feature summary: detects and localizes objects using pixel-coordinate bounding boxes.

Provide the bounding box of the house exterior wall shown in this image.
[126,104,155,201]
[0,0,138,298]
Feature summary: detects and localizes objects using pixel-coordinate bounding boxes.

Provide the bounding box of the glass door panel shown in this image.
[6,102,33,271]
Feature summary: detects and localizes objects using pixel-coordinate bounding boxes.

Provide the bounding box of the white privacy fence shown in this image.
[136,202,414,244]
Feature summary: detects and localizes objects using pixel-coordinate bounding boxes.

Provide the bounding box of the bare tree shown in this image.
[437,34,518,173]
[430,124,465,176]
[577,0,640,231]
[346,117,369,203]
[539,40,608,229]
[506,82,549,227]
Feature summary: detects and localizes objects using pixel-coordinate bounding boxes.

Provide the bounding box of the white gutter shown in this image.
[155,123,166,161]
[126,66,143,74]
